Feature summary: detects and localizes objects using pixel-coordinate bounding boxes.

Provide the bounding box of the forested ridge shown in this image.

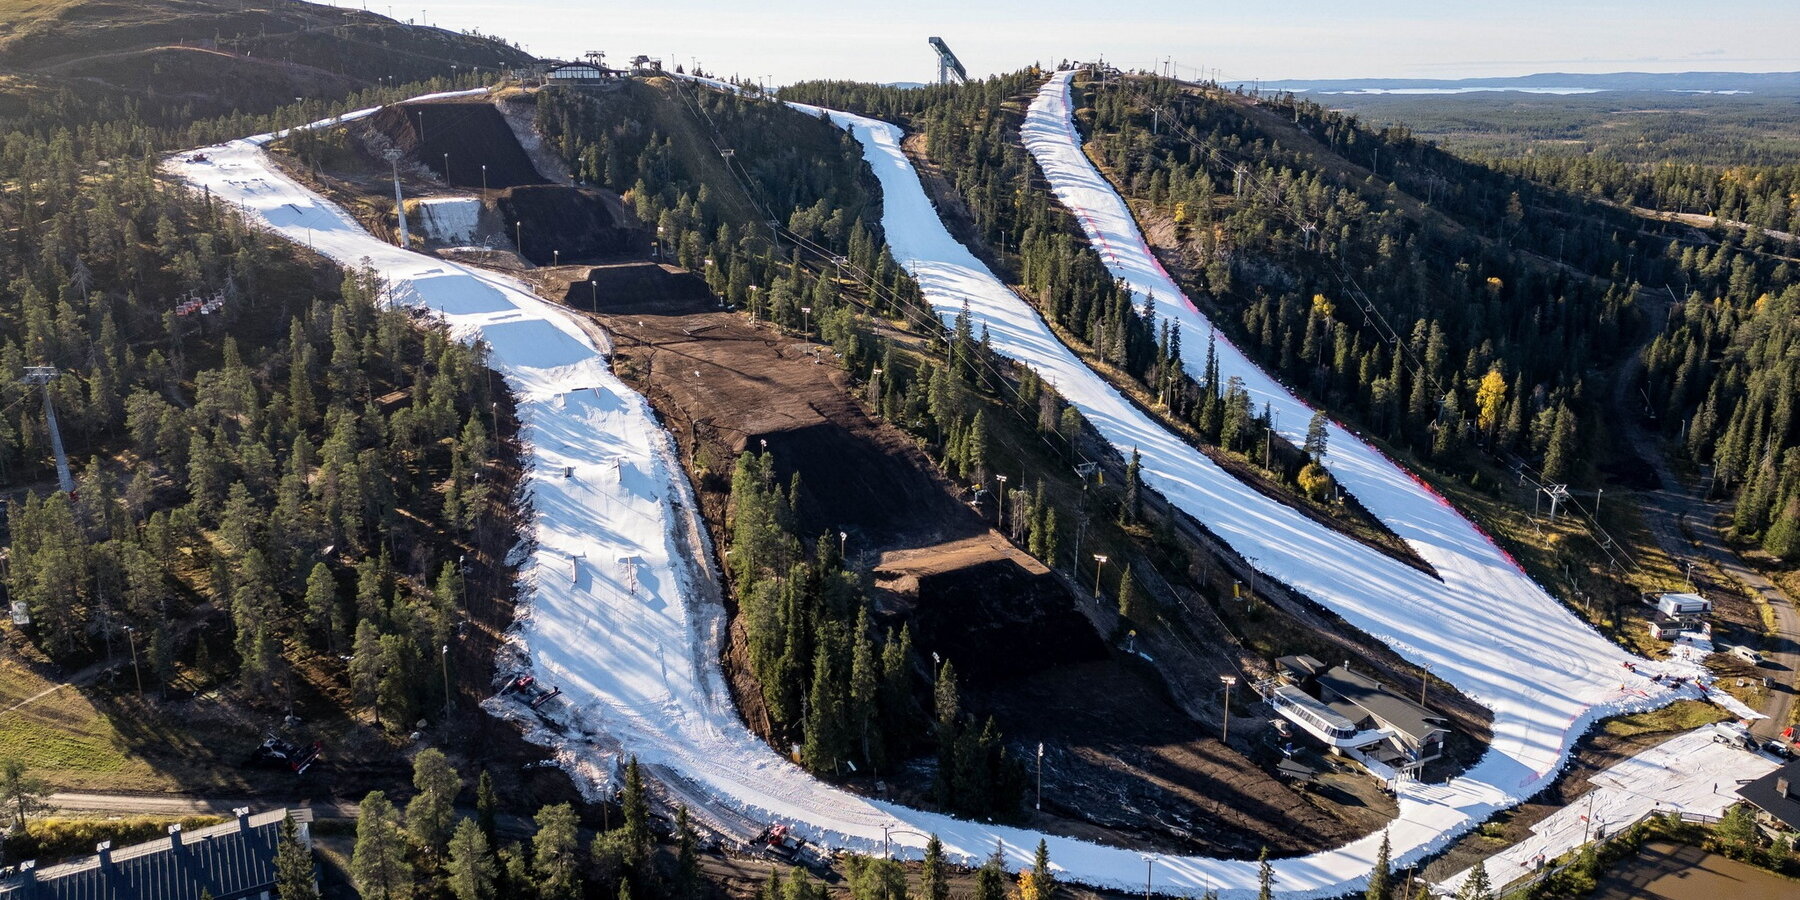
[0,58,523,745]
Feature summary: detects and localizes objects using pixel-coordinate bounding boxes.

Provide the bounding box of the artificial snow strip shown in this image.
[165,83,1738,900]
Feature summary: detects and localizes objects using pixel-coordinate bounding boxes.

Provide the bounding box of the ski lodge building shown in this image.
[0,808,312,900]
[1268,654,1449,772]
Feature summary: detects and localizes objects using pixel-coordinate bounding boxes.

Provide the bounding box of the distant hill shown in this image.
[0,0,534,119]
[1258,70,1800,94]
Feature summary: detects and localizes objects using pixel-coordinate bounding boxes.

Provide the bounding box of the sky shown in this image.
[345,1,1800,86]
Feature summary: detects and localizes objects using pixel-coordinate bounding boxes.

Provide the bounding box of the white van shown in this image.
[1728,644,1763,666]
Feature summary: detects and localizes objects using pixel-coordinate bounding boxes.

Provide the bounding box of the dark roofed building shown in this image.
[1738,760,1800,831]
[1315,666,1449,767]
[0,808,311,900]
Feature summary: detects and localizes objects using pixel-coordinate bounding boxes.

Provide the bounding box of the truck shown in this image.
[1656,592,1712,618]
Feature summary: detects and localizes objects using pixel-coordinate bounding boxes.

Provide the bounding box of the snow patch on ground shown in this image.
[415,196,483,245]
[1436,728,1777,895]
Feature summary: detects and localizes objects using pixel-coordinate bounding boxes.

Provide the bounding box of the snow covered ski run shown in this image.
[167,83,1752,899]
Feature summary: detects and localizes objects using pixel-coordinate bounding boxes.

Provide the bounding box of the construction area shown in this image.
[261,78,1498,863]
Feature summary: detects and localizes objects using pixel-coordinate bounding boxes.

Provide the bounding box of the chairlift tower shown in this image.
[928,37,968,86]
[22,366,74,494]
[383,148,410,250]
[1544,483,1570,522]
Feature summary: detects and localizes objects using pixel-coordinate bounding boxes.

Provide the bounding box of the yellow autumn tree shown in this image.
[1297,461,1333,501]
[1475,368,1508,433]
[1311,293,1334,318]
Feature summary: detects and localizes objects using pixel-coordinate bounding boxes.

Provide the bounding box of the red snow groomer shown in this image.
[500,674,562,710]
[756,824,829,872]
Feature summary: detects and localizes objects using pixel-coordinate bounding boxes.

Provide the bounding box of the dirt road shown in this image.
[1616,380,1800,738]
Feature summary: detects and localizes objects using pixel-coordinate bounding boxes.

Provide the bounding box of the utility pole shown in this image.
[1420,662,1431,708]
[1093,554,1109,598]
[995,473,1009,534]
[383,148,409,249]
[590,280,599,313]
[124,625,144,699]
[1142,854,1154,900]
[22,366,73,493]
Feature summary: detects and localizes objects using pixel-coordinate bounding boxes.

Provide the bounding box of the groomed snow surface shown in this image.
[168,84,1749,899]
[1436,727,1776,894]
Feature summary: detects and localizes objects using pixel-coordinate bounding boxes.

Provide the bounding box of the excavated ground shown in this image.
[528,269,1387,857]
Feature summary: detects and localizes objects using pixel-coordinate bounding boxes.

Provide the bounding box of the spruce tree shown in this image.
[1456,858,1491,900]
[476,769,499,840]
[274,812,318,900]
[1257,846,1274,900]
[973,841,1007,900]
[922,834,950,900]
[621,756,651,870]
[675,806,700,900]
[1365,831,1391,900]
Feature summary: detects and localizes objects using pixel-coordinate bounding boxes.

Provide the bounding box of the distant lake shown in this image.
[1297,87,1608,95]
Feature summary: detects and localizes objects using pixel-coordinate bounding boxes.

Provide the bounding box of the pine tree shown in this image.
[350,791,413,900]
[405,748,460,855]
[533,803,581,900]
[274,812,318,900]
[446,818,497,900]
[1304,409,1330,461]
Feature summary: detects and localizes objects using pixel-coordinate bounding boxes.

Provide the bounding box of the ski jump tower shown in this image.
[928,37,967,86]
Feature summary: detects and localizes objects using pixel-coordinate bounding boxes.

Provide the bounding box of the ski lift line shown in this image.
[1099,77,1639,576]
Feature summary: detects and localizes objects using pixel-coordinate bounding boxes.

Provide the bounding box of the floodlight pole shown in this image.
[383,148,409,249]
[441,643,452,720]
[1220,675,1237,743]
[1093,554,1109,598]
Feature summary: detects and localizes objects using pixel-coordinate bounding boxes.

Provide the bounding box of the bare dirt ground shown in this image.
[523,267,1387,858]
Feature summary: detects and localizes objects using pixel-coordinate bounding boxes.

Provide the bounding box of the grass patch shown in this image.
[15,815,224,865]
[1600,700,1729,739]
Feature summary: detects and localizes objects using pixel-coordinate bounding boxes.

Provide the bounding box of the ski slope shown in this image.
[169,86,1737,899]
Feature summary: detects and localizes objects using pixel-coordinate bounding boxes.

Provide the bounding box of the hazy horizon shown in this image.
[347,0,1800,86]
